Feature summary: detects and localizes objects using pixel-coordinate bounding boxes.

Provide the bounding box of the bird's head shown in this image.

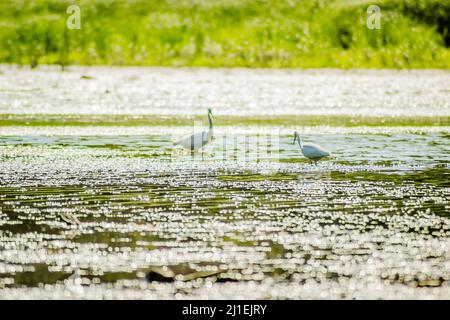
[207,108,214,118]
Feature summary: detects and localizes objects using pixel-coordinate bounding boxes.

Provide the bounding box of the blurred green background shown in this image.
[0,0,449,68]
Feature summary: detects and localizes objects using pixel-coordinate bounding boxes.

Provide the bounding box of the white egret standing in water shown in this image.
[293,131,331,162]
[174,108,214,152]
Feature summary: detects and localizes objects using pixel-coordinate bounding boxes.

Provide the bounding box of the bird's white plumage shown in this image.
[174,109,214,152]
[174,130,213,151]
[294,131,331,160]
[301,143,330,159]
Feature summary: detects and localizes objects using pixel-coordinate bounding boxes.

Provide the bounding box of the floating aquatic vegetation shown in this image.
[59,212,81,226]
[145,264,225,282]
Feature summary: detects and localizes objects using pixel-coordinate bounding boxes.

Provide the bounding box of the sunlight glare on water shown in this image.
[0,67,449,299]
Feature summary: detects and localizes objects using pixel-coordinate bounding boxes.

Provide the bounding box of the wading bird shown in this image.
[174,108,214,152]
[293,131,331,162]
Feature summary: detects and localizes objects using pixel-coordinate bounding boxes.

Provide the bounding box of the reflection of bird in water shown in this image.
[293,131,331,162]
[66,269,84,296]
[174,108,214,152]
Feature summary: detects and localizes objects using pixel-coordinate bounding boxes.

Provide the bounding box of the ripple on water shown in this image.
[0,132,449,299]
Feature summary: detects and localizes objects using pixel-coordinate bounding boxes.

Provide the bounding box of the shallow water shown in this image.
[0,67,449,299]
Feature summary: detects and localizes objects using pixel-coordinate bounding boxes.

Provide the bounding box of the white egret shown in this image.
[174,108,214,152]
[293,131,331,162]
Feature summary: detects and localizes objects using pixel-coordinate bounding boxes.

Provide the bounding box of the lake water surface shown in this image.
[0,67,449,299]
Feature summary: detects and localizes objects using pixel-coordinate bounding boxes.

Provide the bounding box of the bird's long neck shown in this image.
[208,112,213,130]
[296,134,303,149]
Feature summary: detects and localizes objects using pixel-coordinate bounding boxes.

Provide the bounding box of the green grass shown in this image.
[0,0,449,68]
[0,114,447,127]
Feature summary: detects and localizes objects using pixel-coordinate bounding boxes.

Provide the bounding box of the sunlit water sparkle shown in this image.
[0,67,449,299]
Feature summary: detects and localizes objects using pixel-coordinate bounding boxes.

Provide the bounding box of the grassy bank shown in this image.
[0,0,449,68]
